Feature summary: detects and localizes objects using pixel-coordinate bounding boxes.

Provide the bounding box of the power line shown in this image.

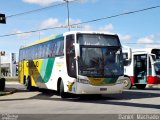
[123,43,160,45]
[0,26,63,37]
[71,5,160,26]
[0,5,160,38]
[6,0,79,18]
[6,3,64,18]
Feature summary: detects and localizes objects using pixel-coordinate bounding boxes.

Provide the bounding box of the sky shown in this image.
[0,0,160,62]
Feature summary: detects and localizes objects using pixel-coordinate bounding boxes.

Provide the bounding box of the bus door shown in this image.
[134,54,147,84]
[66,34,77,78]
[148,55,155,77]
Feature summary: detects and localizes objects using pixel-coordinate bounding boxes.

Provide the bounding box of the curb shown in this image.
[146,84,160,88]
[0,89,16,96]
[6,82,20,85]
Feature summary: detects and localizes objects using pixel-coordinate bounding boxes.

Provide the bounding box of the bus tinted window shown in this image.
[66,34,76,77]
[19,37,64,61]
[55,39,64,56]
[52,38,64,57]
[151,49,160,60]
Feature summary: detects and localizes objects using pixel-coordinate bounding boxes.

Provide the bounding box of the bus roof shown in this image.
[20,34,63,49]
[133,48,160,53]
[63,30,118,36]
[20,31,118,49]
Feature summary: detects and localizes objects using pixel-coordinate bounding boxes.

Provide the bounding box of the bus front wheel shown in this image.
[123,77,132,89]
[25,77,34,91]
[60,80,68,98]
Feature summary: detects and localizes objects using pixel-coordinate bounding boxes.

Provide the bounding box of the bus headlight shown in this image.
[116,79,123,84]
[77,79,89,84]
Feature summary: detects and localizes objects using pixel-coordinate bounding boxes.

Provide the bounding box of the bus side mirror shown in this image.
[74,43,80,58]
[127,48,132,61]
[150,54,156,62]
[123,46,132,61]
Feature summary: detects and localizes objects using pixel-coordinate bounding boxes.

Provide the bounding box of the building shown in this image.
[0,53,18,77]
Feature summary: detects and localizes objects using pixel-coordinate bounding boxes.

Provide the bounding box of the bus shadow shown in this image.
[1,88,160,110]
[28,89,160,110]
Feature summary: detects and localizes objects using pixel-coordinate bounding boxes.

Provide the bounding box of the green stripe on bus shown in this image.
[42,58,55,83]
[103,78,117,84]
[40,59,48,79]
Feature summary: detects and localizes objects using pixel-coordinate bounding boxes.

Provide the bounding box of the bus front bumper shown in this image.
[74,83,123,94]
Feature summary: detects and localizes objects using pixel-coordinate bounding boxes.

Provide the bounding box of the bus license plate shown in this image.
[100,88,107,91]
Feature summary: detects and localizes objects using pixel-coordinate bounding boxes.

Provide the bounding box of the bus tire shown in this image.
[23,76,26,85]
[123,77,132,89]
[60,80,67,98]
[26,77,34,91]
[135,84,146,89]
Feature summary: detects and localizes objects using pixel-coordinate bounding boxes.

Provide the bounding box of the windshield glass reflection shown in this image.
[78,47,123,77]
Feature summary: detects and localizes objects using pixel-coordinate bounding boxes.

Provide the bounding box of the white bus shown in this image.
[19,31,124,98]
[123,48,160,89]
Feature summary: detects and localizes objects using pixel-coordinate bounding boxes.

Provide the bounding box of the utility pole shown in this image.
[0,13,6,78]
[64,0,70,31]
[0,54,1,78]
[0,13,6,91]
[0,13,6,77]
[0,51,5,91]
[0,51,5,78]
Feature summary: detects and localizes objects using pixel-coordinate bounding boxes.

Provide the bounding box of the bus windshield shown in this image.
[151,49,160,61]
[77,34,123,77]
[154,62,160,75]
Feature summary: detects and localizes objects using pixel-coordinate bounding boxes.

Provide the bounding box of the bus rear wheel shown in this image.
[60,80,68,98]
[123,77,132,89]
[135,84,146,89]
[25,77,34,91]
